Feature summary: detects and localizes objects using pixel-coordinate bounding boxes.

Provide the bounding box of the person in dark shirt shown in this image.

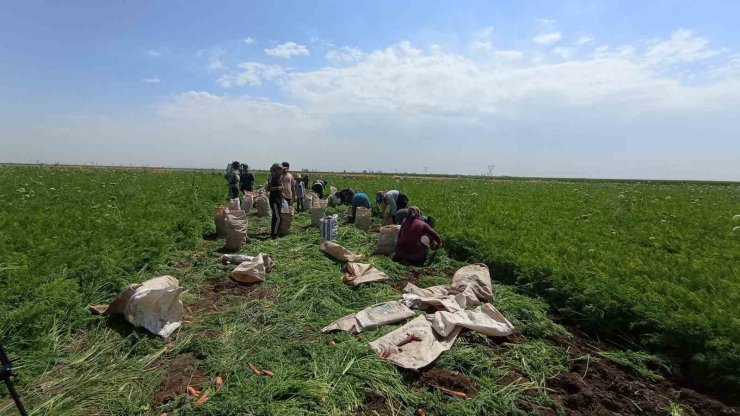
[335,188,355,205]
[312,180,327,199]
[225,161,240,199]
[394,207,442,265]
[239,164,255,193]
[302,174,309,190]
[349,192,371,222]
[266,163,285,238]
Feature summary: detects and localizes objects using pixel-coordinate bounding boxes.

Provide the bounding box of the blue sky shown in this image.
[1,0,739,179]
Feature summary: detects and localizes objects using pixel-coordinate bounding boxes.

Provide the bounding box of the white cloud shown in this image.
[533,32,562,45]
[472,40,492,51]
[326,47,363,64]
[575,35,594,47]
[243,37,255,45]
[265,42,310,58]
[148,50,161,58]
[552,47,573,59]
[644,29,720,66]
[142,76,161,84]
[217,62,285,87]
[538,18,555,25]
[495,50,524,60]
[472,27,494,50]
[208,60,226,71]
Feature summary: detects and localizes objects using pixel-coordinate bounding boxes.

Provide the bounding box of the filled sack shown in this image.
[224,209,248,251]
[105,275,184,339]
[231,253,274,283]
[255,194,269,217]
[279,207,293,236]
[310,207,326,226]
[214,206,227,237]
[227,198,241,211]
[242,192,255,214]
[374,224,401,254]
[320,214,339,240]
[354,207,371,231]
[320,241,363,262]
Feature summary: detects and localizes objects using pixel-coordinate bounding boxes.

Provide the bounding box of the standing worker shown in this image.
[376,190,409,224]
[225,161,240,199]
[394,207,442,265]
[349,192,371,222]
[239,164,255,193]
[281,162,295,208]
[295,174,306,212]
[266,163,285,239]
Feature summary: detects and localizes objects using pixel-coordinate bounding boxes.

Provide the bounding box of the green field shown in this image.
[0,165,738,415]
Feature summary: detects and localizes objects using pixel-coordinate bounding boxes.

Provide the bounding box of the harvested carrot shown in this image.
[212,304,219,312]
[416,409,426,416]
[435,385,468,399]
[262,370,274,377]
[195,391,210,406]
[215,376,224,391]
[186,306,193,314]
[248,362,262,375]
[160,413,168,416]
[329,340,337,346]
[397,334,422,348]
[187,386,200,397]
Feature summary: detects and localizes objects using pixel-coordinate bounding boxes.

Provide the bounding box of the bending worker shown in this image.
[349,192,371,223]
[376,190,409,224]
[336,188,355,205]
[394,207,442,265]
[312,179,327,199]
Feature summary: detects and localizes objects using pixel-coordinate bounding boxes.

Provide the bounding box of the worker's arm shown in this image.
[424,224,443,249]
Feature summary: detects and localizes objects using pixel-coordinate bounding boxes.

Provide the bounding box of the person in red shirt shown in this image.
[394,207,442,265]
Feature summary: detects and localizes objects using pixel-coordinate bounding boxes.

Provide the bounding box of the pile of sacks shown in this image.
[322,264,514,369]
[220,253,275,283]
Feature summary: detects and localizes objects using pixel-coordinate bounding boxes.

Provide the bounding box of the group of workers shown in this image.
[225,161,442,265]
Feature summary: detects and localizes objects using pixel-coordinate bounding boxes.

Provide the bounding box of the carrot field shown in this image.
[0,165,737,415]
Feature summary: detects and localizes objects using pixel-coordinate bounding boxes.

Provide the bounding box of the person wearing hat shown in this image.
[294,174,306,212]
[394,206,442,265]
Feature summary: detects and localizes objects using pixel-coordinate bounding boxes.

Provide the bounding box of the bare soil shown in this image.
[546,335,738,415]
[188,278,277,312]
[417,368,478,398]
[152,353,208,408]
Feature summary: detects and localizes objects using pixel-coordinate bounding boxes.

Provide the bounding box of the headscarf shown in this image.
[407,206,421,220]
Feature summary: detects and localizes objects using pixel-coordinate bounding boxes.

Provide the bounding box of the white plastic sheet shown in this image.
[430,303,515,337]
[321,301,415,335]
[320,241,363,262]
[343,263,391,286]
[106,276,184,339]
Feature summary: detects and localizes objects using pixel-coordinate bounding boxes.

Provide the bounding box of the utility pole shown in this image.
[424,166,428,175]
[487,164,495,176]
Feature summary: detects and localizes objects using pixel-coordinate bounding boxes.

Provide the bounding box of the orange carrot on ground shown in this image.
[187,386,200,397]
[435,385,468,399]
[195,391,210,406]
[262,369,274,377]
[248,362,262,375]
[215,376,224,391]
[329,340,337,346]
[416,409,426,416]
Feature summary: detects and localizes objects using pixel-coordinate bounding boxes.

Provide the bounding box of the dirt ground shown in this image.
[417,368,478,398]
[152,353,208,408]
[545,335,738,416]
[188,277,278,312]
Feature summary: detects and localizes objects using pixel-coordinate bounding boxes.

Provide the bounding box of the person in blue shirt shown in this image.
[349,192,371,223]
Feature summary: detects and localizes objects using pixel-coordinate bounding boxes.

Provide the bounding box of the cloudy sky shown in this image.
[1,0,739,180]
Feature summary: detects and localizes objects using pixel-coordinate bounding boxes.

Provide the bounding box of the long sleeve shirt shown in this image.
[395,218,442,262]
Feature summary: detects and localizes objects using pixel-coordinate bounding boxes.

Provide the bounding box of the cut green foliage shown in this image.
[597,350,667,382]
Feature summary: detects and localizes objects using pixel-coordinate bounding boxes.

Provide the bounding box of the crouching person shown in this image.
[394,207,442,265]
[349,192,371,222]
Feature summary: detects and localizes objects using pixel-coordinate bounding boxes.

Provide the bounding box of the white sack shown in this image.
[279,207,293,236]
[214,206,227,237]
[451,263,494,303]
[368,315,461,370]
[255,194,269,217]
[110,275,184,339]
[430,303,515,337]
[320,241,363,262]
[374,225,401,255]
[343,263,391,286]
[354,207,371,231]
[219,254,252,264]
[227,198,241,211]
[310,207,326,226]
[231,253,274,283]
[321,301,415,335]
[401,283,478,313]
[242,192,255,213]
[224,210,248,251]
